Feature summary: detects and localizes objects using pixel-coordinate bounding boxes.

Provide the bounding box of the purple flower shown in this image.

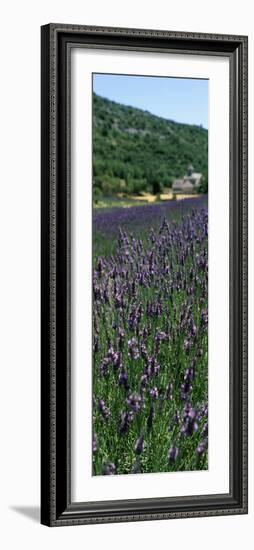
[180,407,198,436]
[184,339,191,354]
[128,337,140,360]
[98,399,110,420]
[119,411,134,434]
[134,435,144,456]
[155,329,167,343]
[168,446,179,464]
[140,341,148,359]
[180,380,192,400]
[92,433,97,454]
[201,309,208,328]
[118,370,129,390]
[102,462,116,475]
[118,327,125,349]
[149,387,159,401]
[126,392,142,413]
[201,421,208,438]
[99,357,110,377]
[196,441,207,457]
[145,357,160,378]
[108,347,122,370]
[140,374,148,390]
[191,324,197,338]
[168,411,180,432]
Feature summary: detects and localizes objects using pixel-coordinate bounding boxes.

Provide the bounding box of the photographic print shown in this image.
[92,73,209,476]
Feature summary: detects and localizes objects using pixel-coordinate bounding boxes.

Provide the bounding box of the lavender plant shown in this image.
[92,199,208,475]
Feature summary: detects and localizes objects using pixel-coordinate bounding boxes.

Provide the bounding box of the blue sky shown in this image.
[93,73,208,129]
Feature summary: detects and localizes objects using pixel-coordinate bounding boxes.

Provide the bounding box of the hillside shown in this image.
[92,93,208,197]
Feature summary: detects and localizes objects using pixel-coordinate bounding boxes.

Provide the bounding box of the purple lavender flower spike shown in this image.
[184,339,191,354]
[119,411,134,434]
[126,392,142,413]
[134,435,144,456]
[118,370,129,390]
[201,421,208,438]
[201,308,208,328]
[140,373,148,388]
[118,327,125,349]
[168,411,180,432]
[196,441,207,457]
[149,387,159,401]
[168,446,179,464]
[102,463,116,475]
[92,433,97,454]
[180,406,198,436]
[98,399,110,420]
[128,337,140,360]
[99,357,110,377]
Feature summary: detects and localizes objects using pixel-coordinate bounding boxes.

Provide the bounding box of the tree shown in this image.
[146,168,163,195]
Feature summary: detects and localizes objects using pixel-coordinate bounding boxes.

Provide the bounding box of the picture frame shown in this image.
[41,23,248,526]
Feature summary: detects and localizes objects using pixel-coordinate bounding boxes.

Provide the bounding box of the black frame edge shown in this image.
[41,23,52,527]
[41,23,248,527]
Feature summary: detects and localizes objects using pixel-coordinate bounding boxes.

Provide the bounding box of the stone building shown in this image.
[172,164,202,193]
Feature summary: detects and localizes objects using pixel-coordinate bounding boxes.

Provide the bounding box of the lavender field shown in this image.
[92,197,208,475]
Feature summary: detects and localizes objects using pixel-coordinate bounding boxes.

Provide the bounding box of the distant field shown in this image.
[94,196,148,210]
[93,192,200,210]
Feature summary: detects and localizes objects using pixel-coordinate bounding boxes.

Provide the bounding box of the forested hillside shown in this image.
[93,93,208,197]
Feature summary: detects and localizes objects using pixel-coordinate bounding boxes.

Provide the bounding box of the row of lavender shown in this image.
[93,195,208,258]
[92,199,208,475]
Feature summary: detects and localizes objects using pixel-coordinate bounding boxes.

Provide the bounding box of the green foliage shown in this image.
[199,176,208,194]
[93,93,208,196]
